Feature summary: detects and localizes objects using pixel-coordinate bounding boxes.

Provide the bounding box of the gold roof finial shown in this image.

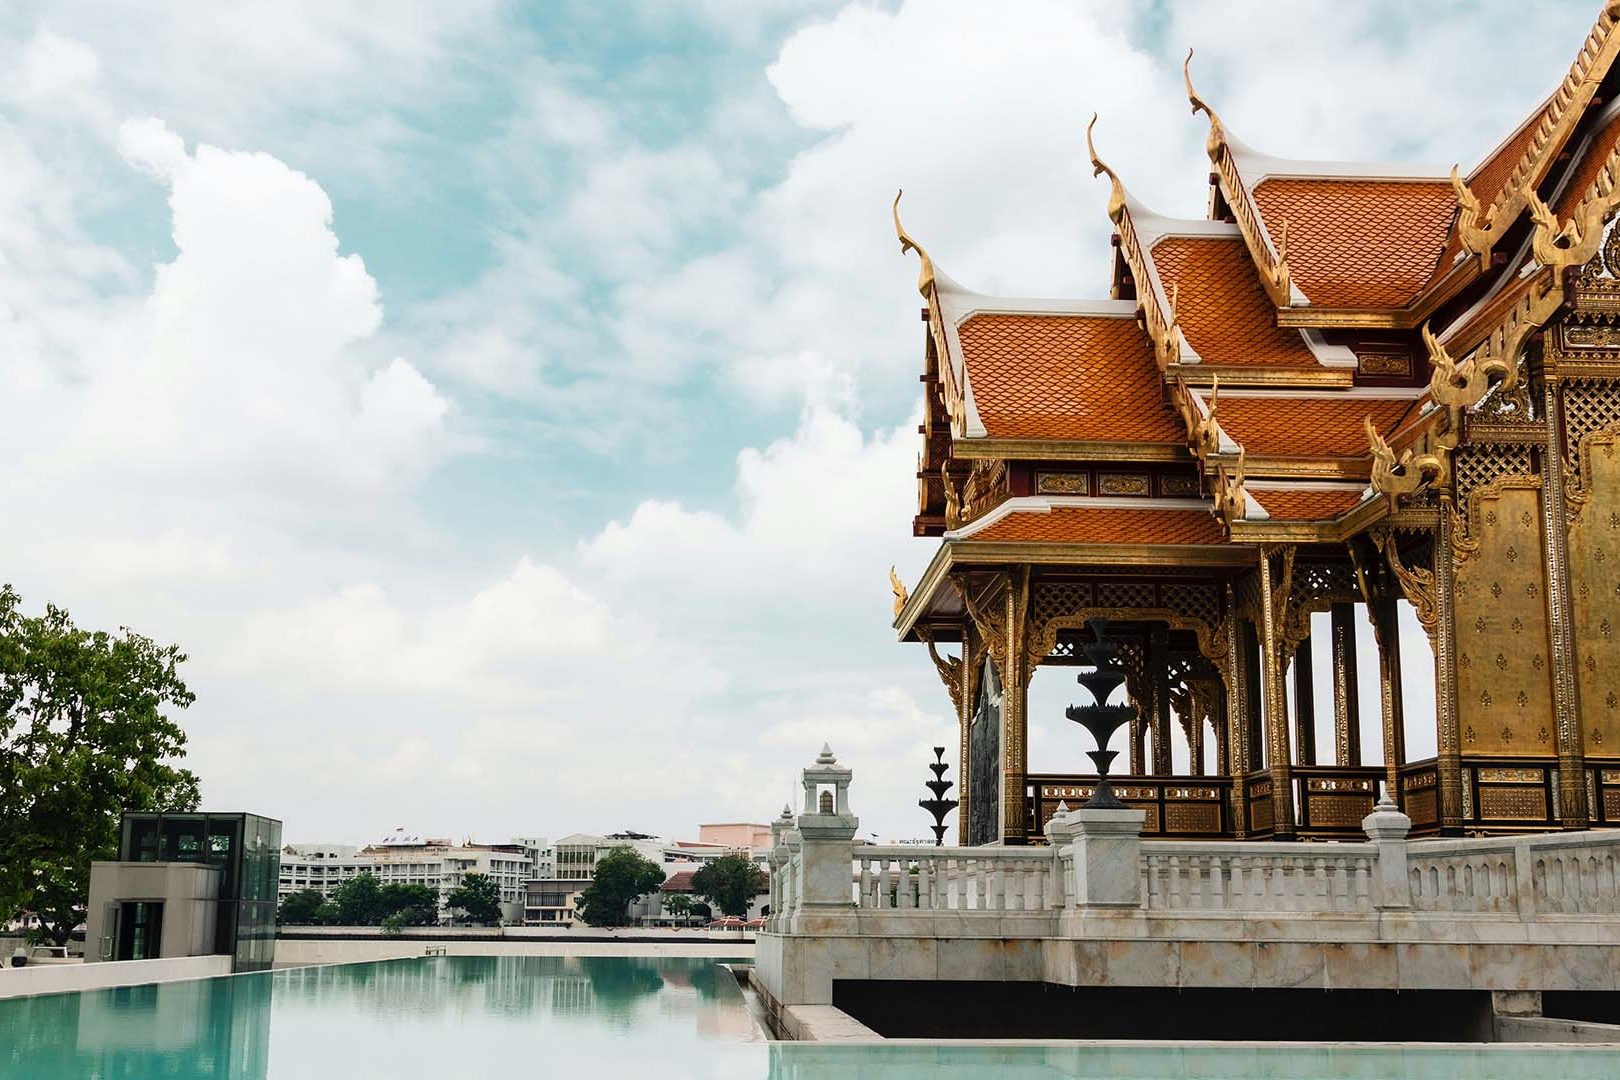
[889,565,909,618]
[1183,48,1224,158]
[1085,114,1128,224]
[892,189,935,297]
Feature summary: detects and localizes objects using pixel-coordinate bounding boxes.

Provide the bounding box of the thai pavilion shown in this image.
[891,2,1620,846]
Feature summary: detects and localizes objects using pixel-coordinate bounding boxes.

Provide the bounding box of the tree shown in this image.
[278,889,325,925]
[0,585,199,946]
[378,883,439,927]
[574,846,664,927]
[445,872,502,926]
[663,893,694,924]
[691,854,768,918]
[312,901,341,925]
[331,873,384,925]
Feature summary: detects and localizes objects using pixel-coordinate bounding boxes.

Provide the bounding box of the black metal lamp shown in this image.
[918,746,960,844]
[1064,618,1138,809]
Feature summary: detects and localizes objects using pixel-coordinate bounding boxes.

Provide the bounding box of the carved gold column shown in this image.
[1128,717,1145,774]
[1544,378,1589,827]
[1223,583,1248,838]
[1258,545,1297,839]
[961,569,1034,845]
[1329,603,1362,766]
[1354,538,1407,809]
[1189,685,1207,777]
[1148,627,1173,774]
[1434,507,1464,833]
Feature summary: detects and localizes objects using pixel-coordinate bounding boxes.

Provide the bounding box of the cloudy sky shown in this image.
[0,1,1597,846]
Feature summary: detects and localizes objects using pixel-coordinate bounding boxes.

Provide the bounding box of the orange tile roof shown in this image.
[1149,237,1317,367]
[1251,179,1456,308]
[966,507,1225,545]
[1555,110,1620,217]
[1215,396,1418,458]
[957,314,1185,443]
[1251,488,1366,521]
[1470,108,1544,210]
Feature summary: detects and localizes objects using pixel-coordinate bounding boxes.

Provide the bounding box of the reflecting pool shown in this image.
[2,957,1616,1079]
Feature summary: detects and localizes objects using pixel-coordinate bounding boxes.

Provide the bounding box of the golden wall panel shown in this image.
[1454,485,1556,756]
[1163,804,1221,834]
[1478,785,1548,820]
[1568,438,1620,753]
[1405,789,1438,827]
[1307,793,1373,827]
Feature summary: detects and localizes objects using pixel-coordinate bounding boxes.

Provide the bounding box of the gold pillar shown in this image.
[1224,584,1249,838]
[1258,546,1297,839]
[1293,635,1316,766]
[1544,379,1588,828]
[1329,603,1362,766]
[1434,507,1464,833]
[1373,581,1406,807]
[1128,716,1145,774]
[1188,686,1207,777]
[1148,627,1173,775]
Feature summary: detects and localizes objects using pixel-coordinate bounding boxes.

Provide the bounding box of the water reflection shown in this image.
[6,960,1616,1080]
[1,973,271,1078]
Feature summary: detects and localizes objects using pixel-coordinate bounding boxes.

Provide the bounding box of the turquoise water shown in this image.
[2,957,1616,1079]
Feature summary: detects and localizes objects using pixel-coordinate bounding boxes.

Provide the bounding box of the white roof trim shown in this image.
[946,495,1215,542]
[1225,130,1450,184]
[932,271,988,438]
[1300,327,1358,368]
[1245,480,1367,491]
[952,297,1139,321]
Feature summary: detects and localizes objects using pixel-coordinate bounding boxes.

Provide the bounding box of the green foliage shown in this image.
[312,901,340,925]
[379,912,407,936]
[574,846,664,927]
[0,585,199,945]
[663,893,694,922]
[331,873,385,925]
[445,872,502,926]
[278,888,325,925]
[690,854,768,918]
[379,883,439,927]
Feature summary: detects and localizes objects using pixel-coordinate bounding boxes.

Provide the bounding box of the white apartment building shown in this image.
[522,830,761,927]
[278,830,533,924]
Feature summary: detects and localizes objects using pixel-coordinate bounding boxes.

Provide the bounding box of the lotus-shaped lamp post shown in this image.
[1064,618,1138,809]
[918,746,959,845]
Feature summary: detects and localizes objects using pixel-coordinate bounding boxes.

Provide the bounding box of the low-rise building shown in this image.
[277,830,533,924]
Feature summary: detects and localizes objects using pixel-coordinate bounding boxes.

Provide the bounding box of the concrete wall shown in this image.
[0,955,230,1000]
[86,861,220,962]
[274,936,755,966]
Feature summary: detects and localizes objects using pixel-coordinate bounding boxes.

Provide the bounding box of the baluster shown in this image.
[857,857,872,909]
[1209,856,1227,910]
[1313,858,1328,909]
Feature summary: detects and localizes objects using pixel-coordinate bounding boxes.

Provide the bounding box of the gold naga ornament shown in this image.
[1365,416,1448,504]
[892,189,935,298]
[1184,49,1293,307]
[889,565,909,618]
[1213,450,1248,526]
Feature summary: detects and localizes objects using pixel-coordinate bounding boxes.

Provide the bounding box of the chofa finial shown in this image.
[892,189,936,297]
[1085,113,1128,224]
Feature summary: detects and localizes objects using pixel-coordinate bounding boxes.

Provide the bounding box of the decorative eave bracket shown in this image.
[1451,1,1620,268]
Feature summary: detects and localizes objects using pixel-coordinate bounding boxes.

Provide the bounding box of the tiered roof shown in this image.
[895,1,1620,633]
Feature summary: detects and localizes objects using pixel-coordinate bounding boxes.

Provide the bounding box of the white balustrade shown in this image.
[1406,833,1620,915]
[1141,842,1373,913]
[851,847,1057,911]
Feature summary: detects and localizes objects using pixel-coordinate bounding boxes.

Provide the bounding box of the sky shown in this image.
[0,0,1599,847]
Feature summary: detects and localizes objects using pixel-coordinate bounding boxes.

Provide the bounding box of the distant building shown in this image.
[698,823,773,852]
[521,828,772,927]
[277,829,532,924]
